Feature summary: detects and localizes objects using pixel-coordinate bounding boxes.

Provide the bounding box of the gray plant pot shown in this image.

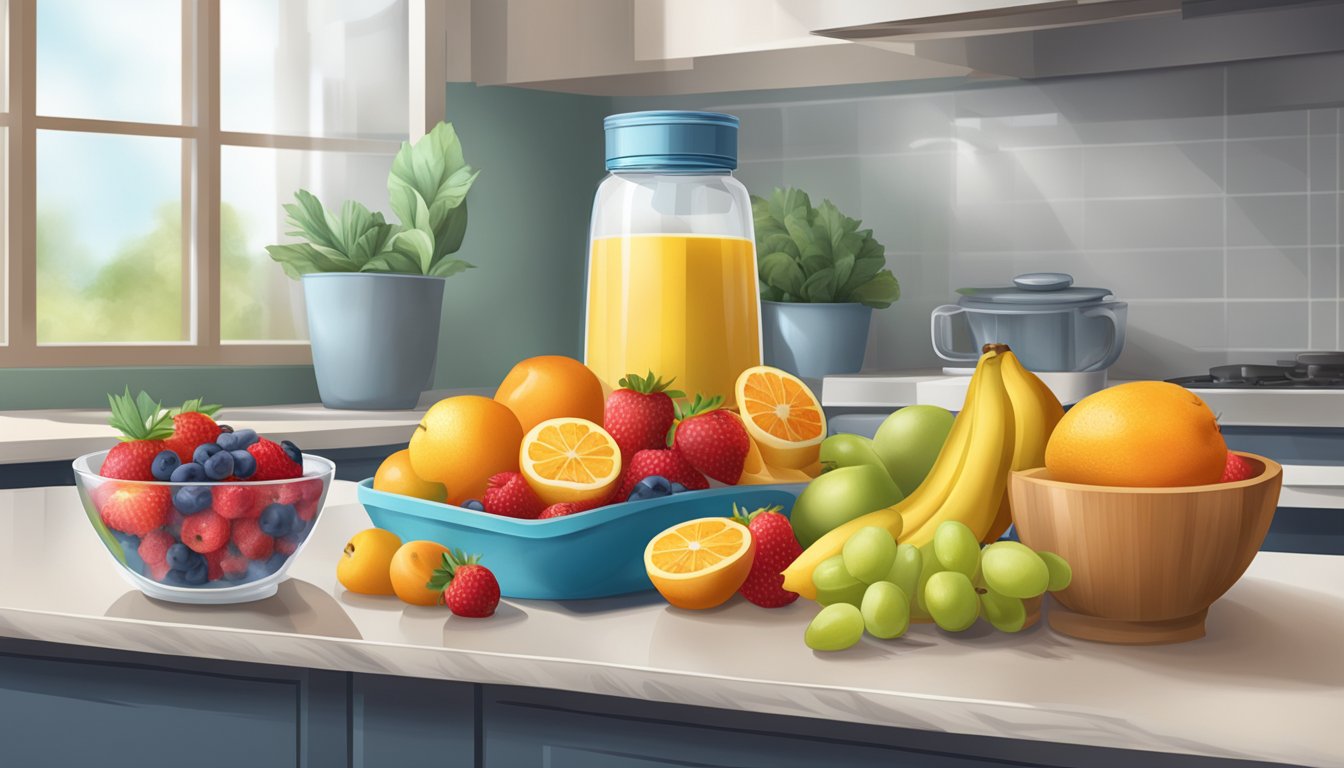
[761,301,873,379]
[302,273,445,410]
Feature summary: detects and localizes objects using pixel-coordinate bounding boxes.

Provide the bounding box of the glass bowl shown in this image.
[73,450,335,604]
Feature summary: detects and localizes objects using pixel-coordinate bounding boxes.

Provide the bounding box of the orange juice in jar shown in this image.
[584,112,761,407]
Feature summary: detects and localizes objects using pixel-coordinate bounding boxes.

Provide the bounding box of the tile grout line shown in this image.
[1308,108,1314,351]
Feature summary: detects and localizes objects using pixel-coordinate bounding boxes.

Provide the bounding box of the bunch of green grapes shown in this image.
[803,521,1072,652]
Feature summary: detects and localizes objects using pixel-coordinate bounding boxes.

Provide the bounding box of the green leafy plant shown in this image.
[750,187,900,308]
[266,122,479,278]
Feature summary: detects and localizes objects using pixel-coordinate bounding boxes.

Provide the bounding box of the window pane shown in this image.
[37,131,185,343]
[221,0,408,139]
[37,0,181,124]
[220,145,395,342]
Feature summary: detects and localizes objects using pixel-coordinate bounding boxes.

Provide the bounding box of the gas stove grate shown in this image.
[1167,352,1344,389]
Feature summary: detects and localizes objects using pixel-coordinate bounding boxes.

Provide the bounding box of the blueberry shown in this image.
[670,482,688,494]
[193,443,223,465]
[280,440,302,465]
[150,450,181,481]
[215,432,239,451]
[217,424,234,433]
[462,499,485,512]
[163,569,189,587]
[113,532,145,573]
[182,558,209,585]
[259,503,298,537]
[243,554,285,583]
[232,429,259,448]
[203,450,235,481]
[170,462,205,483]
[230,449,257,479]
[165,542,200,571]
[172,485,212,515]
[636,475,672,496]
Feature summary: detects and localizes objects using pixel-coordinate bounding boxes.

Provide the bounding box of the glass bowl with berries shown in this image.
[71,390,335,604]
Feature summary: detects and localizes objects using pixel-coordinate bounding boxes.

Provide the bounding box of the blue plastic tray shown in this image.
[356,480,804,600]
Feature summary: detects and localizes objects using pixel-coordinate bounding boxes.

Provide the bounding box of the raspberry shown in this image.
[137,529,175,565]
[298,478,323,503]
[181,511,231,553]
[296,499,318,522]
[213,485,259,519]
[147,560,170,581]
[276,536,298,556]
[231,518,274,560]
[273,484,303,506]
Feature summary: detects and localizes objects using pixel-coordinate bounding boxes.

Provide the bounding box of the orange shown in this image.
[409,395,524,505]
[734,366,825,469]
[389,540,452,606]
[644,517,756,610]
[336,528,403,595]
[494,355,606,434]
[1045,381,1227,487]
[519,417,621,505]
[374,449,447,503]
[737,432,823,485]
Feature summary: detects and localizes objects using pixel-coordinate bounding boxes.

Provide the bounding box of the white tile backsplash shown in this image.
[647,54,1344,377]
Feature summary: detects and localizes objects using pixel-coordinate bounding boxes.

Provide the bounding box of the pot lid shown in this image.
[956,273,1115,306]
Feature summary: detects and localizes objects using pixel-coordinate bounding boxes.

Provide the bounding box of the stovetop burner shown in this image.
[1168,352,1344,389]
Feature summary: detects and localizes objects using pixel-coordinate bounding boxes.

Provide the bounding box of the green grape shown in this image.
[923,571,979,632]
[812,555,867,607]
[886,543,922,600]
[932,520,981,577]
[842,526,898,584]
[981,541,1050,599]
[978,589,1027,633]
[861,581,910,639]
[1037,551,1073,592]
[914,542,945,614]
[805,603,864,651]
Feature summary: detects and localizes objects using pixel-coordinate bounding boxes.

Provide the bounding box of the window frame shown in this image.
[1,0,441,367]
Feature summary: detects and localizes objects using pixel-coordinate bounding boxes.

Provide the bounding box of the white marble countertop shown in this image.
[0,482,1339,766]
[0,389,491,465]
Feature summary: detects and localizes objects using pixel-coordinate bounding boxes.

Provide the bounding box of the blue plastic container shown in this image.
[357,481,804,600]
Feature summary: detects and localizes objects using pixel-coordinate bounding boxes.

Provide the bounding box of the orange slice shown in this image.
[519,417,621,505]
[734,366,826,470]
[644,517,756,609]
[737,432,823,485]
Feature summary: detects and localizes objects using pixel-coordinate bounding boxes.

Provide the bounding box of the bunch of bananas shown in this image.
[781,344,1064,600]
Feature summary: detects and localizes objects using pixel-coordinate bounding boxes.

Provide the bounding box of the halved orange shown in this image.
[519,417,621,505]
[737,432,823,485]
[734,366,825,470]
[645,517,756,609]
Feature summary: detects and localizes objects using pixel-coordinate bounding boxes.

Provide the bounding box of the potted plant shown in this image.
[750,187,900,378]
[267,122,478,410]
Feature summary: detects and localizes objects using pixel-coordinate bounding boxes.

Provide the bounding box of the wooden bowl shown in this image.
[1010,452,1281,645]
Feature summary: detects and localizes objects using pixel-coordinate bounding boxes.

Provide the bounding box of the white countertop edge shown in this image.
[0,606,1310,766]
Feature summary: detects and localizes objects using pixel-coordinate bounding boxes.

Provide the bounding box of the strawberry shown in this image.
[538,498,606,519]
[231,518,274,560]
[670,394,749,485]
[483,472,546,519]
[203,548,226,581]
[732,503,802,608]
[181,511,230,554]
[1221,452,1257,482]
[137,529,175,566]
[147,560,171,581]
[604,372,683,462]
[248,438,302,481]
[162,398,223,463]
[213,485,260,519]
[98,484,172,536]
[100,389,176,480]
[615,449,708,501]
[429,550,500,618]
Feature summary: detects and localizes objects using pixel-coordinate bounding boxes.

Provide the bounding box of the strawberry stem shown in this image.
[667,393,725,445]
[617,371,685,399]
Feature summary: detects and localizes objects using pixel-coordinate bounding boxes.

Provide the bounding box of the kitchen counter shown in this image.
[0,482,1339,766]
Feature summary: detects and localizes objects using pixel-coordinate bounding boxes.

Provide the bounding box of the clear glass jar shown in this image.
[584,112,761,408]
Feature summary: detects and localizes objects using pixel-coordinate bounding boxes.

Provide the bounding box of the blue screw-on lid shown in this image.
[603,110,739,172]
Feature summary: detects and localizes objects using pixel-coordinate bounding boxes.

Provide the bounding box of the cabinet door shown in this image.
[0,651,300,767]
[483,687,1025,768]
[352,673,477,767]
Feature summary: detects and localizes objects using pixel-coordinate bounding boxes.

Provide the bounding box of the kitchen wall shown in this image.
[616,50,1344,379]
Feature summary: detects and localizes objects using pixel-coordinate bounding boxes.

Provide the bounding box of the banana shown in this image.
[982,351,1066,542]
[899,352,1015,548]
[780,350,989,600]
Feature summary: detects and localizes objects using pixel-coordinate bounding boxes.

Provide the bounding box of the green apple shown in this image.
[790,464,904,549]
[819,433,893,482]
[872,405,955,498]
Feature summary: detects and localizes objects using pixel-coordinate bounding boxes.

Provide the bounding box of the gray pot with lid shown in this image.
[931,273,1127,372]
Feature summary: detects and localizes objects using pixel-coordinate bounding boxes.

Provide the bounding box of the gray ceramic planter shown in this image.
[302,273,445,410]
[761,301,873,379]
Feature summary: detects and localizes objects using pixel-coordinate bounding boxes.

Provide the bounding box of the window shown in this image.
[2,0,421,366]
